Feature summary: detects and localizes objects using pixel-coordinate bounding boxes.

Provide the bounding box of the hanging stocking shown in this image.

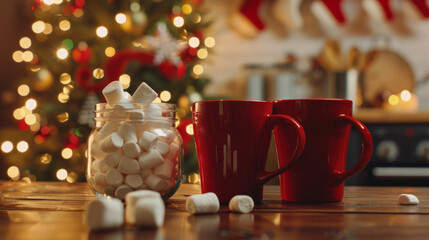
[402,0,429,20]
[362,0,394,22]
[272,0,304,30]
[78,92,100,127]
[229,0,265,38]
[311,0,346,27]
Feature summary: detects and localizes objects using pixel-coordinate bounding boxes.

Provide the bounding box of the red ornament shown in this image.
[31,0,43,10]
[65,133,81,149]
[17,120,29,131]
[72,47,91,64]
[158,60,186,80]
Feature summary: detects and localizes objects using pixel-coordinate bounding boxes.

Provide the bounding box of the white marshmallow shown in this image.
[186,193,220,214]
[85,198,124,230]
[104,150,122,168]
[90,140,107,160]
[103,185,116,196]
[129,110,145,120]
[94,172,107,186]
[398,194,419,205]
[123,142,142,159]
[136,184,149,190]
[140,169,153,180]
[99,132,124,152]
[138,150,164,170]
[125,174,143,189]
[102,81,125,105]
[138,131,158,151]
[132,82,158,105]
[150,129,175,144]
[119,91,133,103]
[164,143,180,163]
[145,174,170,192]
[125,190,162,224]
[154,160,174,179]
[105,168,124,187]
[134,198,165,227]
[97,122,119,141]
[229,195,254,213]
[145,104,163,118]
[115,184,133,200]
[92,159,110,173]
[118,156,140,174]
[155,141,170,155]
[118,124,137,143]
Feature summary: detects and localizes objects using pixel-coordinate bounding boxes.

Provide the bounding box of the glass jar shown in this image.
[86,103,183,200]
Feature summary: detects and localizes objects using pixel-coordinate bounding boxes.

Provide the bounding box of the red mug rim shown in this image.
[274,98,352,103]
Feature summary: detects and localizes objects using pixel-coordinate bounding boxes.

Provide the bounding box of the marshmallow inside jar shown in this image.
[86,81,183,201]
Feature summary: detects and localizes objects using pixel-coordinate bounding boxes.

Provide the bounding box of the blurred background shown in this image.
[1,0,429,185]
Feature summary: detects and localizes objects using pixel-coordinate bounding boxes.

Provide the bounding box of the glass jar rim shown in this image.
[94,102,177,122]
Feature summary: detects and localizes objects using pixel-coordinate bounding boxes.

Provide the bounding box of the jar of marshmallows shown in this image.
[86,81,183,200]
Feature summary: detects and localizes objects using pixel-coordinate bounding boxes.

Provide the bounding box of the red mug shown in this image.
[273,99,373,202]
[192,100,306,203]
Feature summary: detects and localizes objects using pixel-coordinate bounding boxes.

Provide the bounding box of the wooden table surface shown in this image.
[1,182,429,240]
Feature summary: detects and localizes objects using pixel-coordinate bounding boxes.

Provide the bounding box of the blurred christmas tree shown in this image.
[1,0,213,183]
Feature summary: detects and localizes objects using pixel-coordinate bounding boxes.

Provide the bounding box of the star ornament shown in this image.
[144,23,187,66]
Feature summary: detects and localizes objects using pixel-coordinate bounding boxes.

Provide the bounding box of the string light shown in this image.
[93,68,104,79]
[115,13,127,24]
[58,93,69,103]
[160,91,171,102]
[56,169,68,180]
[43,23,53,34]
[17,85,30,96]
[173,16,185,28]
[25,114,37,125]
[40,153,52,164]
[59,20,71,31]
[96,26,108,38]
[153,97,162,103]
[7,166,20,179]
[57,112,69,122]
[105,47,116,57]
[401,90,411,102]
[191,13,201,23]
[197,48,208,59]
[67,172,78,183]
[119,74,130,89]
[60,73,72,84]
[188,37,200,48]
[61,148,73,159]
[63,85,74,94]
[13,108,24,120]
[388,94,399,106]
[1,141,13,153]
[193,64,204,75]
[17,141,29,153]
[22,51,34,62]
[204,37,216,48]
[43,0,54,5]
[12,51,24,63]
[25,99,37,110]
[186,124,194,135]
[73,9,84,17]
[56,48,68,59]
[182,4,192,15]
[19,37,32,49]
[32,21,46,34]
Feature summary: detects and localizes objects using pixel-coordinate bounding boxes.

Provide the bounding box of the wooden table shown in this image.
[1,182,429,240]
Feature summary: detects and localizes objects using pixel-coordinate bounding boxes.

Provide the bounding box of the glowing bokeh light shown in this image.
[17,85,30,96]
[7,166,20,179]
[186,124,194,135]
[173,16,185,27]
[1,141,13,153]
[17,141,29,153]
[96,26,108,38]
[188,37,200,48]
[61,148,73,159]
[56,169,68,180]
[388,95,399,106]
[105,47,116,57]
[115,13,127,24]
[160,91,171,102]
[25,99,37,110]
[56,48,68,59]
[19,37,32,49]
[32,21,46,34]
[400,90,412,102]
[193,64,204,75]
[59,20,71,31]
[204,37,216,48]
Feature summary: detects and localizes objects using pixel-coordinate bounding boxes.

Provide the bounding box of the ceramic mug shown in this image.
[192,100,306,203]
[273,99,373,202]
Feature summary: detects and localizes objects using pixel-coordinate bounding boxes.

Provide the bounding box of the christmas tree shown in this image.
[1,0,213,183]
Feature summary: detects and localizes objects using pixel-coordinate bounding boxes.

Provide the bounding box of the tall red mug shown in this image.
[273,99,373,202]
[192,100,306,203]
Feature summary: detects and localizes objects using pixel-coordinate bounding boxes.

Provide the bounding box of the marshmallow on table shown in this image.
[186,193,220,214]
[154,160,174,179]
[115,184,133,200]
[229,195,254,213]
[146,174,170,192]
[104,150,122,168]
[138,131,158,151]
[118,124,138,143]
[138,150,164,169]
[85,198,124,230]
[132,82,158,105]
[99,132,124,153]
[125,190,162,224]
[155,141,170,155]
[118,156,140,174]
[123,142,142,159]
[125,174,143,189]
[134,198,165,228]
[105,168,124,187]
[102,81,125,105]
[398,194,419,205]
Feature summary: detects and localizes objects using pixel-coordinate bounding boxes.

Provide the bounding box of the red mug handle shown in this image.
[257,114,306,184]
[330,115,373,186]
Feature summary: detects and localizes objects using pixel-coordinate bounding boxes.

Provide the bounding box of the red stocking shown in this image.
[363,0,394,22]
[311,0,346,27]
[409,0,429,18]
[229,0,265,38]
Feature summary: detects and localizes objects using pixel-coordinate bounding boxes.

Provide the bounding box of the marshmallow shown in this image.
[136,184,149,190]
[115,184,133,200]
[186,193,220,214]
[125,174,143,189]
[138,150,164,170]
[94,172,107,186]
[92,159,110,173]
[164,143,180,163]
[155,141,170,155]
[129,110,145,120]
[145,104,163,118]
[99,132,124,153]
[119,91,133,103]
[102,81,125,105]
[85,198,124,230]
[150,129,175,144]
[118,124,138,143]
[103,185,116,196]
[97,122,119,141]
[125,190,162,224]
[118,156,140,174]
[105,168,124,187]
[229,195,254,213]
[104,150,122,168]
[146,174,170,192]
[138,131,158,151]
[132,82,158,105]
[398,194,419,205]
[134,198,165,227]
[123,142,142,159]
[140,169,153,180]
[90,139,107,160]
[154,160,174,179]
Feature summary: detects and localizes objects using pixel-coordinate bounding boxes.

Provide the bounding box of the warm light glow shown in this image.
[388,95,399,106]
[67,172,78,183]
[57,112,69,122]
[1,141,13,153]
[12,51,23,63]
[119,74,130,89]
[73,8,83,17]
[182,4,192,15]
[30,122,41,132]
[186,124,194,135]
[40,153,52,164]
[153,97,162,103]
[17,141,29,153]
[54,0,63,4]
[204,37,216,48]
[25,114,37,125]
[61,148,73,159]
[193,64,204,75]
[17,85,30,96]
[400,90,412,102]
[58,93,69,103]
[32,21,46,34]
[160,91,171,102]
[59,20,71,31]
[93,68,104,79]
[105,47,116,57]
[96,26,108,38]
[173,16,185,27]
[22,51,34,62]
[191,13,201,23]
[25,99,37,110]
[56,48,68,59]
[63,85,73,94]
[115,13,127,24]
[13,108,24,120]
[60,73,72,84]
[19,37,32,49]
[7,166,20,179]
[188,37,200,48]
[56,169,68,180]
[43,23,53,34]
[197,48,208,59]
[43,0,54,5]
